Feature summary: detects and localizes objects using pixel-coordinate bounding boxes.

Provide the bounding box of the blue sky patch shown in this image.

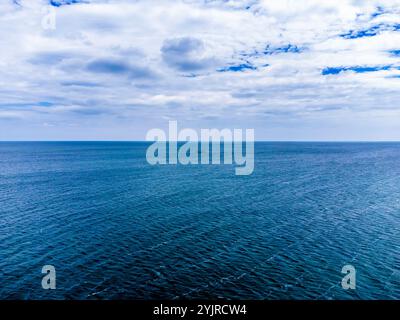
[218,62,257,72]
[322,65,392,75]
[341,25,382,39]
[389,50,400,56]
[371,6,385,18]
[341,23,400,39]
[264,44,303,55]
[50,0,87,6]
[37,101,54,107]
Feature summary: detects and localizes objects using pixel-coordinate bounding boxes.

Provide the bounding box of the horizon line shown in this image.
[2,140,400,143]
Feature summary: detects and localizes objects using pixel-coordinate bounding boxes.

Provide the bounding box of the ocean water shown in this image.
[0,142,399,300]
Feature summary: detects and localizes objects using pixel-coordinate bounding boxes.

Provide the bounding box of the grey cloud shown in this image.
[161,37,217,72]
[28,52,70,65]
[86,58,157,79]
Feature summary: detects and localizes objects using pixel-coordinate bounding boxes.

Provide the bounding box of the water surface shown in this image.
[0,142,399,299]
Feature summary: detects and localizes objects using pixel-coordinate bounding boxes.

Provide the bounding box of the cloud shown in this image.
[61,80,101,87]
[86,59,131,74]
[1,0,400,140]
[86,58,157,81]
[161,37,217,72]
[28,51,76,65]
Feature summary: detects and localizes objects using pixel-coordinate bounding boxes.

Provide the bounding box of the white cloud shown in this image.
[0,0,400,140]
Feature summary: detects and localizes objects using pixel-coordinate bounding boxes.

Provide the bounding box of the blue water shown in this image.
[0,142,399,299]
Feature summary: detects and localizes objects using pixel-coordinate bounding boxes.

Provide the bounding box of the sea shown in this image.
[0,142,399,299]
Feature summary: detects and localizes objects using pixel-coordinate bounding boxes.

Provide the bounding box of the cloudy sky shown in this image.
[1,0,400,140]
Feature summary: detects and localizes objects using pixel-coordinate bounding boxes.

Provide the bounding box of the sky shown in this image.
[1,0,400,141]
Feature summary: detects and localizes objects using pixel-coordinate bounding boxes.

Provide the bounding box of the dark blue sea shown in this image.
[0,142,399,299]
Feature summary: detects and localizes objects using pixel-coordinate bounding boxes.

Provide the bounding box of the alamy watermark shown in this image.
[341,264,356,290]
[17,4,57,31]
[41,265,56,290]
[146,121,254,175]
[41,6,56,30]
